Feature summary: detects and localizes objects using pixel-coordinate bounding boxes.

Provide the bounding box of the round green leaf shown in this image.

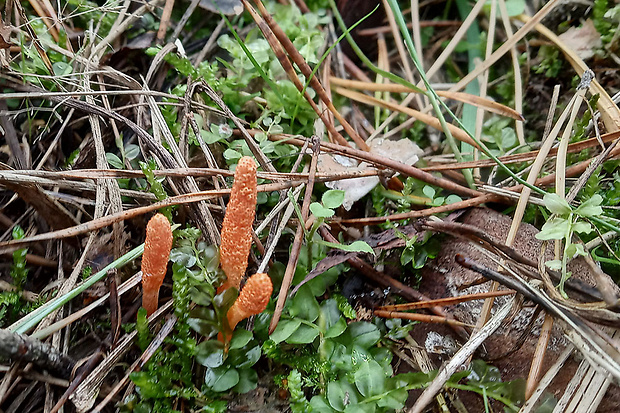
[310,395,337,413]
[229,329,253,350]
[325,317,347,339]
[322,190,345,209]
[348,322,381,349]
[233,368,258,394]
[290,285,320,322]
[310,202,334,218]
[327,381,349,411]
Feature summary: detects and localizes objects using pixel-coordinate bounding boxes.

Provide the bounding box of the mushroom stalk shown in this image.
[218,156,257,293]
[141,213,173,315]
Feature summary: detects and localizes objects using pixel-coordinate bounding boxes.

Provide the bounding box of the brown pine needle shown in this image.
[375,290,515,312]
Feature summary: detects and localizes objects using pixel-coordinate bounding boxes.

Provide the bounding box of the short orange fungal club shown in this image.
[223,272,273,341]
[141,213,173,316]
[217,156,257,293]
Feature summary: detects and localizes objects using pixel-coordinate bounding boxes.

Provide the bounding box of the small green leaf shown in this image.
[290,285,320,322]
[196,340,225,368]
[347,241,375,255]
[327,381,358,411]
[229,329,253,350]
[310,395,337,413]
[124,144,140,160]
[106,153,124,169]
[233,368,258,393]
[422,185,436,199]
[354,360,386,397]
[347,322,381,349]
[543,193,572,215]
[545,260,562,270]
[325,317,347,339]
[205,366,239,392]
[535,217,571,240]
[310,202,335,218]
[315,240,375,256]
[322,190,345,209]
[572,221,593,234]
[270,319,302,343]
[576,194,603,217]
[286,324,320,344]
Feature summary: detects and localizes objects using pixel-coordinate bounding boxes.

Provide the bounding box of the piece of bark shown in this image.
[0,329,75,378]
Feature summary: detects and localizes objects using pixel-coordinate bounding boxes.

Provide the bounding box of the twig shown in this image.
[269,137,320,332]
[408,297,515,413]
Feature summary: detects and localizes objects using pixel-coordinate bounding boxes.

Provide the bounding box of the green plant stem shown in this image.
[10,244,145,334]
[445,383,519,412]
[383,0,473,188]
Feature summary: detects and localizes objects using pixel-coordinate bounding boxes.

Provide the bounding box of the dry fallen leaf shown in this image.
[319,137,423,210]
[199,0,244,15]
[557,19,602,61]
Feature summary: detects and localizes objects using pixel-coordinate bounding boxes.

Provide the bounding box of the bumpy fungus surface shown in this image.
[141,213,173,316]
[218,156,257,293]
[224,273,273,339]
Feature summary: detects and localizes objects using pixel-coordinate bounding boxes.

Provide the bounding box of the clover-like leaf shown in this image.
[576,194,603,217]
[535,217,571,240]
[543,193,572,215]
[310,202,335,218]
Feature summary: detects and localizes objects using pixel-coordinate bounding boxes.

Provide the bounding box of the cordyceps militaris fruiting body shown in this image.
[141,213,173,316]
[218,156,258,293]
[222,272,273,341]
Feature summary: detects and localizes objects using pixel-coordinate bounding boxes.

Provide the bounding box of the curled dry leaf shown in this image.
[142,213,173,316]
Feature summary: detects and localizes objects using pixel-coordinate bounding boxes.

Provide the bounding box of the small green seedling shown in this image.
[536,193,603,297]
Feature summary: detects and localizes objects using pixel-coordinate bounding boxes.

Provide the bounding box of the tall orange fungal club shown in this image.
[218,156,258,293]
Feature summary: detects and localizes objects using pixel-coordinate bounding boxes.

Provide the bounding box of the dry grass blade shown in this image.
[422,131,620,171]
[335,87,480,148]
[330,77,523,120]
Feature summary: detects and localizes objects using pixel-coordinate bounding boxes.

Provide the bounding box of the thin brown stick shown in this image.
[241,0,350,148]
[156,0,175,43]
[269,137,321,333]
[267,133,482,198]
[374,310,474,328]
